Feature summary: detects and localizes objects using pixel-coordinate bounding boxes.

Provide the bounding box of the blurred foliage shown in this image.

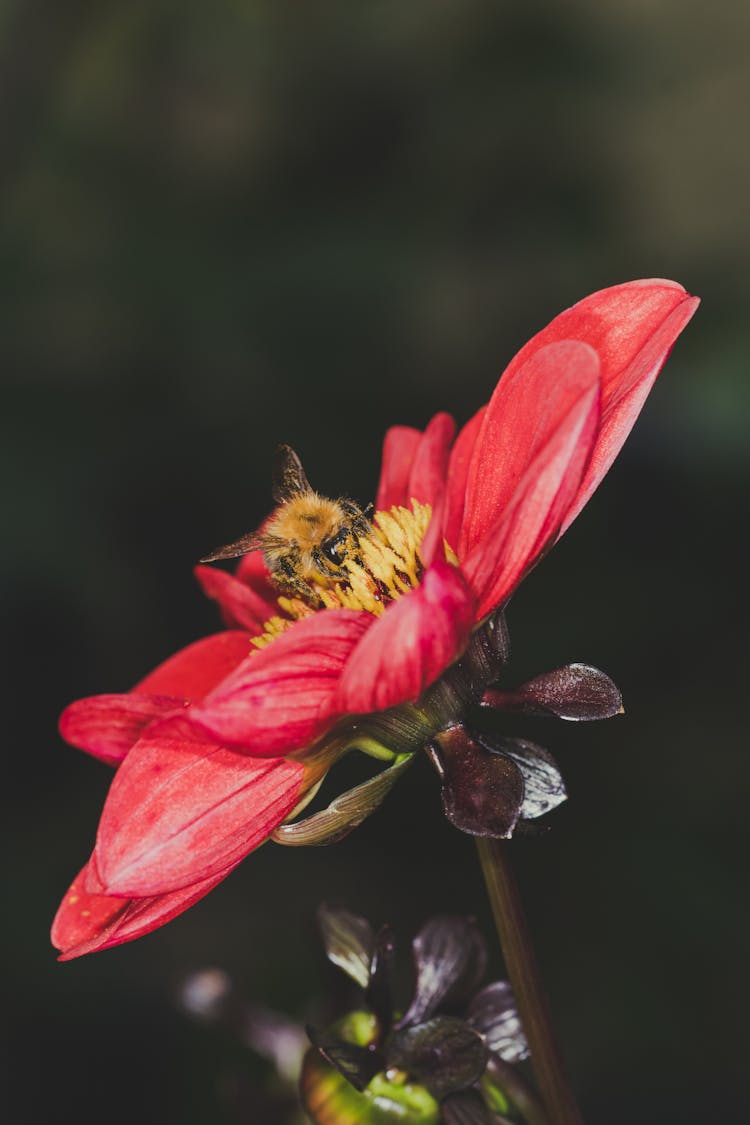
[2,2,748,1124]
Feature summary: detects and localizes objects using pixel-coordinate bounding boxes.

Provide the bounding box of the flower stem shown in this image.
[475,838,584,1125]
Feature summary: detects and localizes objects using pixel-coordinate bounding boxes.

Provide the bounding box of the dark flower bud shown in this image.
[302,908,530,1125]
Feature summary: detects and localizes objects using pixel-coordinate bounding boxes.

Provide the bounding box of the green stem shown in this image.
[476,838,584,1125]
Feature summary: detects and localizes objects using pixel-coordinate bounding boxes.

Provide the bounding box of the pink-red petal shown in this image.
[194,565,277,633]
[459,279,697,550]
[561,292,699,531]
[512,280,694,401]
[460,340,601,559]
[234,547,277,596]
[335,561,475,715]
[94,733,305,896]
[51,860,129,955]
[441,406,486,553]
[135,630,252,699]
[187,609,373,755]
[376,426,422,511]
[59,693,183,766]
[406,413,456,509]
[462,342,601,618]
[52,857,235,960]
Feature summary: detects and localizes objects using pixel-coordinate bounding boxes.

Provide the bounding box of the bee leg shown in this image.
[274,556,322,605]
[353,512,373,537]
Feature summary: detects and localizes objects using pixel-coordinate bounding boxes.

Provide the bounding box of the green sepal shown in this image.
[300,1048,440,1125]
[301,1010,440,1125]
[273,754,413,847]
[478,1074,511,1115]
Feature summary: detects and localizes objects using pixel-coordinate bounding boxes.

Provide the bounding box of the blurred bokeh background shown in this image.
[3,2,748,1122]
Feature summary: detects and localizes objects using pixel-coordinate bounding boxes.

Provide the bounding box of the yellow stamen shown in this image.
[250,615,294,650]
[251,499,435,649]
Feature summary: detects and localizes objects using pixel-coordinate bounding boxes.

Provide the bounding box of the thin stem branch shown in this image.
[476,837,584,1125]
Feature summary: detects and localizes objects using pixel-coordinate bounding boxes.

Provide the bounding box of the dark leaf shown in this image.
[471,733,566,822]
[272,753,413,847]
[400,914,488,1027]
[428,726,524,838]
[366,925,396,1038]
[483,663,623,721]
[386,1017,488,1100]
[306,1025,382,1092]
[441,1090,498,1125]
[461,608,511,686]
[466,981,529,1063]
[317,904,375,990]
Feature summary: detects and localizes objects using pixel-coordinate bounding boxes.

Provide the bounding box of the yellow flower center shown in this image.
[251,500,432,649]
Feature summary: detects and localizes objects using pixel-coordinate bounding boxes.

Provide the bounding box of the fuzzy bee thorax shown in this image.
[265,494,352,552]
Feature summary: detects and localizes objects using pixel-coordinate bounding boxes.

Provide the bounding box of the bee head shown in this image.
[320,528,351,566]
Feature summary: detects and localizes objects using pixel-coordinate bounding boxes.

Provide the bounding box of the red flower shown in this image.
[52,279,698,959]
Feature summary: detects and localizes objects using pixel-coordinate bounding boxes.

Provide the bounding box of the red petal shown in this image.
[335,561,475,714]
[376,426,422,511]
[515,280,693,399]
[135,631,251,699]
[560,288,699,531]
[188,609,372,754]
[194,565,276,633]
[460,279,697,551]
[462,342,601,618]
[59,693,183,765]
[460,340,602,559]
[406,413,456,508]
[419,490,447,568]
[51,861,129,954]
[442,406,486,554]
[94,733,305,895]
[52,857,234,960]
[235,548,277,596]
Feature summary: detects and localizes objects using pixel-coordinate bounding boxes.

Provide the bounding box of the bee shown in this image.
[201,445,372,603]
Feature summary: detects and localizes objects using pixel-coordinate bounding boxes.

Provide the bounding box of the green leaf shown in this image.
[272,753,413,847]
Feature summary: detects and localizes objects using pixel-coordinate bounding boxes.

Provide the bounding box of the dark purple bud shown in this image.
[441,1089,507,1124]
[465,981,529,1063]
[427,726,525,839]
[483,662,623,721]
[400,915,488,1027]
[366,925,396,1039]
[306,1024,383,1092]
[386,1017,488,1100]
[470,733,567,822]
[318,904,375,990]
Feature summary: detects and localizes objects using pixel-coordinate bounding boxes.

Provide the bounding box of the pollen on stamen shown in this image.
[250,499,434,649]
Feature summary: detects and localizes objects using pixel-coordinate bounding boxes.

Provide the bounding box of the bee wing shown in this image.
[272,444,312,502]
[200,530,263,563]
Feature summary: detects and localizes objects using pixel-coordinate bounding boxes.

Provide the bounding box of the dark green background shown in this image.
[3,2,748,1122]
